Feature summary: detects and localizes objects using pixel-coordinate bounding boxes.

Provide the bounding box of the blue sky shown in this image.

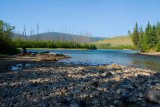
[0,0,160,37]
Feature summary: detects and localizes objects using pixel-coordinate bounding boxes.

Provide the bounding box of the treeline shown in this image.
[0,19,97,54]
[0,20,19,54]
[13,39,97,49]
[130,22,160,52]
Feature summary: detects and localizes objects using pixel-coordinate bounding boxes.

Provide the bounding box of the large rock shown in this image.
[146,90,160,104]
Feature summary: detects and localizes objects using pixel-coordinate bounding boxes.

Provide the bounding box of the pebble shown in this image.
[116,89,123,94]
[70,103,79,107]
[112,100,122,106]
[0,63,159,106]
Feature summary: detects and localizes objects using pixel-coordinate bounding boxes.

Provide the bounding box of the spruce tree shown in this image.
[132,22,139,48]
[156,22,160,51]
[131,21,160,52]
[138,26,144,52]
[143,22,152,51]
[156,22,160,41]
[149,25,158,49]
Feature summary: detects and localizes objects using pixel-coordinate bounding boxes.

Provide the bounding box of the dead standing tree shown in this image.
[36,23,39,41]
[23,25,26,40]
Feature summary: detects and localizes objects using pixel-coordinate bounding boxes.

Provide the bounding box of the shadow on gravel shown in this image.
[0,56,37,72]
[0,63,160,107]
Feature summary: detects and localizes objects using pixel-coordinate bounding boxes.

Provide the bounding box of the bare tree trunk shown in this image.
[36,23,39,41]
[23,25,26,40]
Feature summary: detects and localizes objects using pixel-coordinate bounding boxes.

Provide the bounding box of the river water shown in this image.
[29,49,160,72]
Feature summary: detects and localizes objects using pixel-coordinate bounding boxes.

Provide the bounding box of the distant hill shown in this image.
[95,36,133,46]
[12,32,105,43]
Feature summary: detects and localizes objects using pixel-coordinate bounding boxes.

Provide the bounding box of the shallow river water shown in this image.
[29,49,160,72]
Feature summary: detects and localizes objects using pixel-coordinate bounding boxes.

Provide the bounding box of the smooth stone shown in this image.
[70,103,79,107]
[112,100,122,106]
[116,89,122,94]
[146,90,160,104]
[33,98,38,102]
[138,92,144,98]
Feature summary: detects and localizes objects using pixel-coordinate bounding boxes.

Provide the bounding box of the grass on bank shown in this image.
[95,44,134,50]
[95,36,134,49]
[95,36,133,46]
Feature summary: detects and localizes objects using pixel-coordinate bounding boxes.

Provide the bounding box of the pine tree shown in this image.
[149,25,158,49]
[143,22,152,51]
[156,22,160,42]
[138,26,144,52]
[155,22,160,51]
[132,22,139,48]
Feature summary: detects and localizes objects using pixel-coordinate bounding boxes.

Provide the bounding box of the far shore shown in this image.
[18,48,89,50]
[139,52,160,57]
[19,48,134,51]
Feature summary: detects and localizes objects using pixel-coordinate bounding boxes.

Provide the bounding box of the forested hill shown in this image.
[12,32,105,43]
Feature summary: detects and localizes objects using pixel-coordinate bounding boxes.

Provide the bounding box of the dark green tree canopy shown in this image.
[0,20,17,54]
[131,21,160,52]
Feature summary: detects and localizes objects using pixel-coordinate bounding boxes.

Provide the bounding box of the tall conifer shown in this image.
[132,22,139,48]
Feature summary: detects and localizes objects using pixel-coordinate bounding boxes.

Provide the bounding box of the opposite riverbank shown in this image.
[18,48,90,50]
[139,52,160,57]
[0,56,160,107]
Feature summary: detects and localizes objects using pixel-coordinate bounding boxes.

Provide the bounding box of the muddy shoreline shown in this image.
[0,55,160,107]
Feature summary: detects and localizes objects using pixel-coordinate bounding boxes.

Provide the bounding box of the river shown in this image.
[29,49,160,71]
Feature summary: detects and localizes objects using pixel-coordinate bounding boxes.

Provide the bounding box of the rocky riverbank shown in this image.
[0,63,160,107]
[139,52,160,57]
[0,52,70,72]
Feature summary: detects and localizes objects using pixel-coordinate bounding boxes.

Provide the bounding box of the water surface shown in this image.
[29,49,160,71]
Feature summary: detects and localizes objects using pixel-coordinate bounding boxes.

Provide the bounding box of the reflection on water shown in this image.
[10,64,22,71]
[28,49,160,71]
[10,63,32,71]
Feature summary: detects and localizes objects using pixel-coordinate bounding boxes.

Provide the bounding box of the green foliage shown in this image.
[156,22,160,43]
[131,22,160,52]
[138,27,144,51]
[131,22,139,48]
[0,20,19,54]
[13,39,97,50]
[156,42,160,52]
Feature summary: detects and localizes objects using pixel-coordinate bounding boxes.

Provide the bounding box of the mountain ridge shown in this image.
[12,32,105,43]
